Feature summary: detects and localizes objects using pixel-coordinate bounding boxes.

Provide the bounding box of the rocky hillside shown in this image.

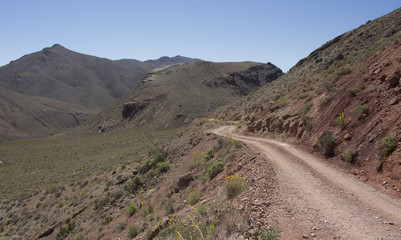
[0,61,284,239]
[217,7,401,195]
[87,61,282,132]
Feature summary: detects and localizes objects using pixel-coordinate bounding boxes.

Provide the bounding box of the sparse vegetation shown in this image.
[94,196,109,210]
[334,113,345,130]
[204,158,224,180]
[165,197,174,214]
[319,132,336,157]
[125,177,143,194]
[354,104,369,115]
[375,135,397,160]
[347,87,360,97]
[339,142,356,163]
[277,97,288,108]
[188,190,201,205]
[126,202,138,217]
[298,102,313,117]
[127,226,138,238]
[224,174,245,199]
[258,227,280,240]
[56,222,75,240]
[161,206,215,240]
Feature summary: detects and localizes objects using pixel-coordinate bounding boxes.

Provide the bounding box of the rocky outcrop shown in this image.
[174,174,194,193]
[122,101,148,119]
[204,62,284,95]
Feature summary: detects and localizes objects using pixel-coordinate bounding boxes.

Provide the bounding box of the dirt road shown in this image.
[212,126,401,239]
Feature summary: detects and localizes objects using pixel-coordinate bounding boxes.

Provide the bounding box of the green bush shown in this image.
[156,161,170,173]
[127,226,138,238]
[126,202,137,217]
[334,113,345,130]
[125,177,142,193]
[205,158,224,180]
[319,132,336,157]
[258,227,280,240]
[205,148,214,160]
[187,190,201,205]
[225,175,245,199]
[273,93,281,101]
[277,97,288,108]
[375,135,397,160]
[354,104,369,115]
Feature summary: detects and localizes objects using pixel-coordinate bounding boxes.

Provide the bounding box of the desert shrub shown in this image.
[205,158,224,180]
[196,203,209,217]
[322,80,336,93]
[188,190,201,205]
[145,228,153,239]
[258,227,280,240]
[125,177,142,193]
[126,202,138,217]
[56,222,75,240]
[336,66,351,80]
[334,113,345,130]
[139,160,152,174]
[114,222,126,232]
[354,104,369,115]
[277,97,288,108]
[347,87,360,97]
[73,232,84,240]
[161,206,215,240]
[375,135,397,160]
[298,102,313,117]
[319,132,336,157]
[156,161,170,173]
[94,196,109,210]
[205,148,214,160]
[225,174,245,199]
[273,93,281,101]
[101,215,113,225]
[165,197,174,214]
[142,204,154,217]
[225,137,242,148]
[127,226,138,238]
[339,142,355,163]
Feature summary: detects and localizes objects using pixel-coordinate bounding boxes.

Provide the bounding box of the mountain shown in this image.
[115,55,201,71]
[0,44,148,110]
[88,61,282,132]
[0,45,201,141]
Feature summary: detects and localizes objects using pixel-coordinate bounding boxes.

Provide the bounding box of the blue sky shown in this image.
[0,1,400,72]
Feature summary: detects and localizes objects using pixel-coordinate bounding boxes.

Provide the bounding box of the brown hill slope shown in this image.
[216,7,401,195]
[0,87,94,141]
[88,61,283,132]
[0,44,147,110]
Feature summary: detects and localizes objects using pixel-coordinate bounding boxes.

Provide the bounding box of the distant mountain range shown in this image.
[0,44,201,141]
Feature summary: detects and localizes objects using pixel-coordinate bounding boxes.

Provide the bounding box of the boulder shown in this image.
[174,174,194,193]
[387,70,401,89]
